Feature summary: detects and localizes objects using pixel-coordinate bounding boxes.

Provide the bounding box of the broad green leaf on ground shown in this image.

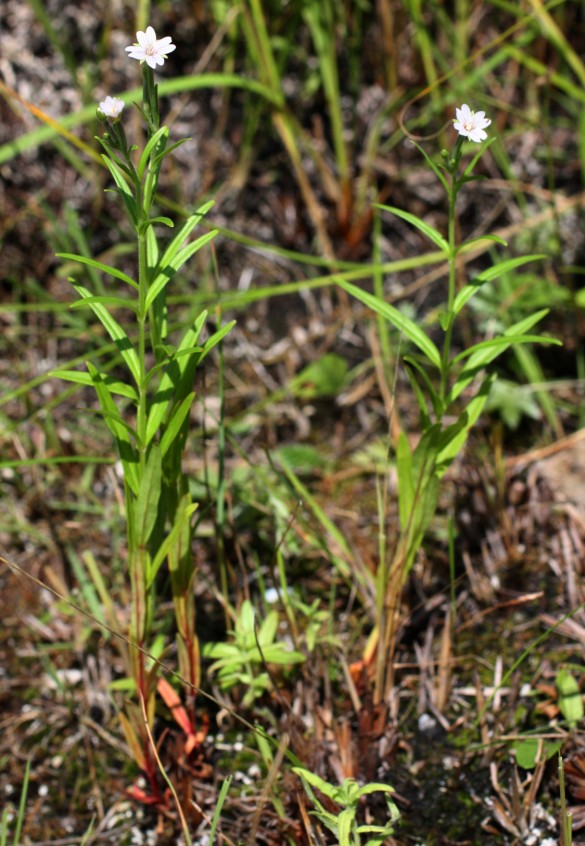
[556,668,584,728]
[290,353,348,398]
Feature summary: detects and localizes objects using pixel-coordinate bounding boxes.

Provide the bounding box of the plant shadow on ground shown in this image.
[2,1,585,844]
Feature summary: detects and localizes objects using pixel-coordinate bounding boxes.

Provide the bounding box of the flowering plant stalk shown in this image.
[52,28,234,800]
[338,104,560,707]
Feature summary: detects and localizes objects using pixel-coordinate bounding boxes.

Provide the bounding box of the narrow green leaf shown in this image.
[199,320,236,361]
[396,433,414,530]
[411,141,449,191]
[373,204,449,254]
[338,809,353,846]
[150,202,214,283]
[403,354,441,417]
[145,230,218,312]
[457,234,507,255]
[56,252,139,290]
[452,333,560,365]
[50,368,138,400]
[147,501,198,587]
[449,309,554,403]
[338,279,442,368]
[145,311,207,445]
[463,135,497,176]
[101,155,138,225]
[135,444,162,546]
[258,610,278,647]
[70,295,138,313]
[86,362,139,494]
[152,137,191,167]
[71,281,141,386]
[438,374,495,470]
[137,125,169,181]
[159,392,196,457]
[452,255,546,315]
[293,768,339,801]
[139,216,174,234]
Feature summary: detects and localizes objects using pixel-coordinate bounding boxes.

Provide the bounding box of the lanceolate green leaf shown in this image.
[338,279,442,368]
[403,354,441,418]
[71,281,141,386]
[373,204,449,254]
[152,137,191,168]
[412,141,449,192]
[101,155,138,225]
[145,230,218,312]
[448,309,554,403]
[86,362,139,494]
[137,125,168,181]
[200,320,236,361]
[146,500,198,587]
[145,311,208,445]
[69,295,138,313]
[139,216,174,234]
[157,201,214,267]
[396,433,414,531]
[452,255,546,315]
[457,234,507,255]
[437,374,495,471]
[452,333,559,365]
[159,393,196,457]
[50,368,138,400]
[463,135,496,176]
[135,444,162,546]
[57,252,139,290]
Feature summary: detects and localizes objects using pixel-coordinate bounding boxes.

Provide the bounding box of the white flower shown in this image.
[453,103,491,143]
[97,96,125,122]
[125,26,176,69]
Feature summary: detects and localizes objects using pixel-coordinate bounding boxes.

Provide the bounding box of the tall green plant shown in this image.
[339,103,561,706]
[51,26,234,799]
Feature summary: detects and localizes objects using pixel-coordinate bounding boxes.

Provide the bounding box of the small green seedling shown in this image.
[293,767,399,846]
[203,599,305,706]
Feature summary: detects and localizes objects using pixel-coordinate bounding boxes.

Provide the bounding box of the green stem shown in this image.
[439,136,464,407]
[137,218,148,457]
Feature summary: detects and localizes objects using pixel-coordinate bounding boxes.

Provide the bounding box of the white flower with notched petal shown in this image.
[125,26,176,70]
[97,96,125,122]
[453,104,491,143]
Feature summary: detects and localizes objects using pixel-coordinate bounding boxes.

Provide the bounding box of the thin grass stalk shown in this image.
[239,0,335,256]
[303,0,349,194]
[209,775,234,846]
[559,755,573,846]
